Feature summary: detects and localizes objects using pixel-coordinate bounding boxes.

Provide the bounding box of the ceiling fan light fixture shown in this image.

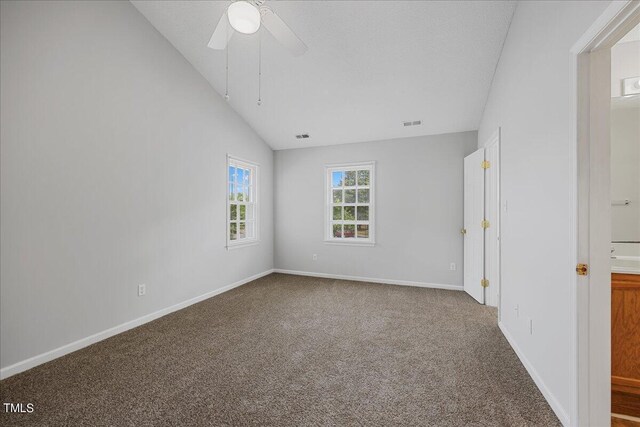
[227,1,261,35]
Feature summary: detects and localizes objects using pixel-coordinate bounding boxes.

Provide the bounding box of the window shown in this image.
[227,156,258,248]
[325,162,375,245]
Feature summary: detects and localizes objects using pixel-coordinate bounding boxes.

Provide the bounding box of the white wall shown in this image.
[611,40,640,98]
[611,38,640,242]
[476,1,610,424]
[0,0,273,372]
[611,105,640,242]
[274,132,477,287]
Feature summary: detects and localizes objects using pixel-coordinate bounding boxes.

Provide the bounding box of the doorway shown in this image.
[610,21,640,422]
[572,2,640,425]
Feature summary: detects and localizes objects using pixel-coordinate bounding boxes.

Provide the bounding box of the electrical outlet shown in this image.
[529,318,533,335]
[449,262,456,271]
[515,304,519,318]
[138,284,146,297]
[312,254,318,261]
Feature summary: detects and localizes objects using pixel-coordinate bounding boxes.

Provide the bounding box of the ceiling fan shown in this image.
[207,0,307,56]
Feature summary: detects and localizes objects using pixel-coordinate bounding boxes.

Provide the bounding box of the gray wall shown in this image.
[611,106,640,242]
[274,132,477,286]
[476,1,610,422]
[0,0,273,369]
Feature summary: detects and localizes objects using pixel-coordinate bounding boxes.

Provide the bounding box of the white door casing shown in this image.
[484,131,500,308]
[464,148,486,304]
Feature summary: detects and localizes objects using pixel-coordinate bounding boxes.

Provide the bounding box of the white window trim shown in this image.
[226,154,259,249]
[324,161,376,246]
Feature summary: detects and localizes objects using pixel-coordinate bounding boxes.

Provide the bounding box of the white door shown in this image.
[577,46,612,426]
[464,148,485,304]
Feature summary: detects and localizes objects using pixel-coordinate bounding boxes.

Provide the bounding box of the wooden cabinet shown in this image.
[612,273,640,417]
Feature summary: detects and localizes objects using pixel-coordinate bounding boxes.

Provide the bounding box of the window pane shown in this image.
[246,221,255,239]
[237,168,244,185]
[229,183,235,201]
[332,171,343,187]
[357,206,369,221]
[344,224,355,238]
[344,189,356,203]
[333,189,343,203]
[239,222,246,239]
[332,224,342,238]
[344,206,355,220]
[357,170,370,186]
[244,169,250,186]
[230,222,237,240]
[357,189,370,203]
[239,205,246,220]
[357,224,369,239]
[333,206,342,220]
[245,204,255,220]
[230,204,237,221]
[344,171,356,186]
[244,188,250,203]
[237,185,244,201]
[229,166,236,183]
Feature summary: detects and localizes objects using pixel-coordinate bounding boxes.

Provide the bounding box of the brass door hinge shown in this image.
[481,160,491,169]
[481,220,490,229]
[576,263,588,276]
[461,228,467,235]
[481,279,489,288]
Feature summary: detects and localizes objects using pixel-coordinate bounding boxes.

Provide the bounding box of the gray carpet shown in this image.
[0,273,559,426]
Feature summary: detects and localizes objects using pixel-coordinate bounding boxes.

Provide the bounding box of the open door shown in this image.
[464,148,485,304]
[577,45,613,426]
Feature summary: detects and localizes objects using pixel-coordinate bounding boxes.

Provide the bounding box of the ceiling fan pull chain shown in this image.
[225,20,230,101]
[257,27,262,106]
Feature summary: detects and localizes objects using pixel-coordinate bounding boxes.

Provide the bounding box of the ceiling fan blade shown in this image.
[260,7,307,56]
[207,11,234,50]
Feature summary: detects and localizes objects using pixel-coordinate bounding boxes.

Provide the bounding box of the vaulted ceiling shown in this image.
[132,1,515,150]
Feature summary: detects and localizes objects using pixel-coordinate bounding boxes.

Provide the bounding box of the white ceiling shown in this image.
[131,1,515,150]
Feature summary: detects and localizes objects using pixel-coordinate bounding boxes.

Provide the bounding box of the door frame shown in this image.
[483,129,501,312]
[570,2,640,425]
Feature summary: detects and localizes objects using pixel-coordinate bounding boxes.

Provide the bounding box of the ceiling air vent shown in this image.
[403,120,422,127]
[295,134,310,139]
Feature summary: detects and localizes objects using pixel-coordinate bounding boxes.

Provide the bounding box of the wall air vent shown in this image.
[295,134,310,139]
[403,120,422,127]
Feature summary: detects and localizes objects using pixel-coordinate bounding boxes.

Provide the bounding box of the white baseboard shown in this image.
[498,321,570,426]
[0,269,275,380]
[273,269,463,291]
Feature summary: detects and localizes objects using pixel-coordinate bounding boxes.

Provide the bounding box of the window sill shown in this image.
[323,239,376,247]
[226,240,260,250]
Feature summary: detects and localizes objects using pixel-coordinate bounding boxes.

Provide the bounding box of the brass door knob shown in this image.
[461,228,467,235]
[576,263,588,276]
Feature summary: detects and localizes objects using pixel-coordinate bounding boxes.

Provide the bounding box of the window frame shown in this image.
[226,155,259,249]
[324,161,376,246]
